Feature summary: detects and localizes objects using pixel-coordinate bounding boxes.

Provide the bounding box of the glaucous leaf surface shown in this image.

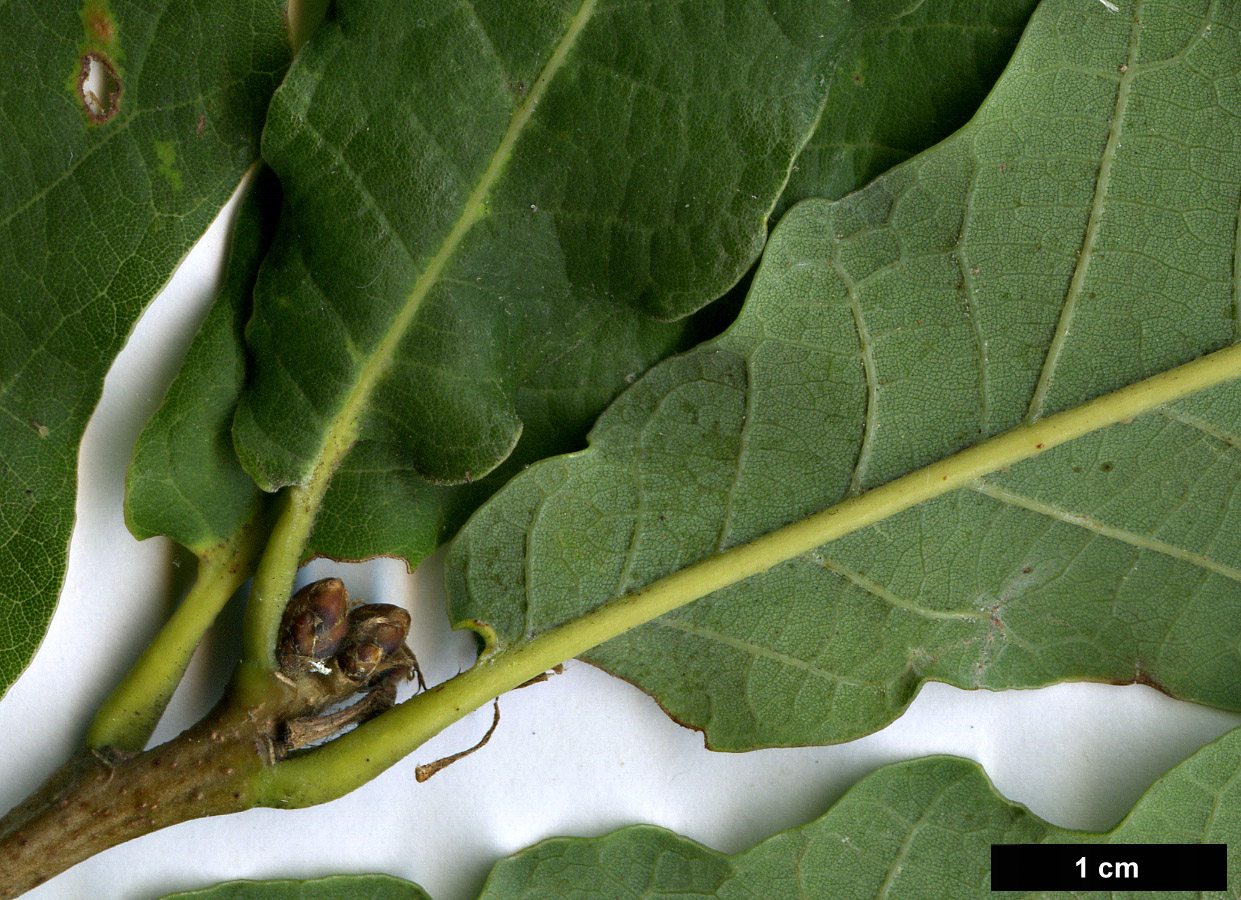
[154,876,430,900]
[231,0,916,495]
[0,0,289,695]
[448,0,1241,748]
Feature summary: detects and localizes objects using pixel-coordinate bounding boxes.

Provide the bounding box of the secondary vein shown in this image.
[971,478,1241,583]
[838,259,880,496]
[1025,8,1142,422]
[256,341,1241,806]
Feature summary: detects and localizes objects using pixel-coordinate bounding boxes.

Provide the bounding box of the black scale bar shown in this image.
[991,844,1227,890]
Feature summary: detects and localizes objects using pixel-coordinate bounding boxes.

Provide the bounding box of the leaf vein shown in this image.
[457,0,514,96]
[714,357,753,552]
[300,0,600,484]
[955,158,990,434]
[654,617,883,689]
[874,772,970,900]
[806,553,988,623]
[971,478,1241,583]
[836,258,878,496]
[1024,11,1142,422]
[1158,404,1241,451]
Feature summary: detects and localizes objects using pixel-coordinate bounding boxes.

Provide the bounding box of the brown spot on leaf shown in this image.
[1132,666,1167,694]
[78,53,121,124]
[86,7,113,42]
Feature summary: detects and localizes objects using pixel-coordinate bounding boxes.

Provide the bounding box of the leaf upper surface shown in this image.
[0,0,289,696]
[447,0,1241,749]
[774,0,1039,214]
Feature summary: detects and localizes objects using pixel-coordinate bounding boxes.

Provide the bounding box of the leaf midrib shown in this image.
[565,343,1241,667]
[258,342,1241,803]
[303,0,600,487]
[242,0,601,668]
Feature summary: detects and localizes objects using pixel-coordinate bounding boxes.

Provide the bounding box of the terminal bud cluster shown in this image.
[275,578,420,749]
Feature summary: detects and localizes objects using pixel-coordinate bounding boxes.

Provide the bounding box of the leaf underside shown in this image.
[154,725,1241,899]
[448,0,1241,750]
[475,730,1241,900]
[155,875,430,900]
[129,0,1041,575]
[0,0,288,696]
[232,0,864,493]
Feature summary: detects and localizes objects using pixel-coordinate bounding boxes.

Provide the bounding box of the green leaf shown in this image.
[304,0,1043,568]
[477,730,1241,899]
[0,0,289,696]
[230,0,904,500]
[92,168,284,753]
[135,0,1040,574]
[125,167,280,556]
[153,875,430,900]
[775,0,1040,212]
[707,0,1039,380]
[190,727,1241,899]
[300,307,723,567]
[447,0,1241,749]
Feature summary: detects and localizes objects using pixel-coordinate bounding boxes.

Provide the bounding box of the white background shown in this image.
[3,180,1241,900]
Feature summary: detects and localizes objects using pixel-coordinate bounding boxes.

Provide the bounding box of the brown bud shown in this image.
[277,578,349,673]
[338,604,413,684]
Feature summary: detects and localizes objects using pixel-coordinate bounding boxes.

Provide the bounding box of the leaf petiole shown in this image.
[240,451,367,674]
[86,504,272,753]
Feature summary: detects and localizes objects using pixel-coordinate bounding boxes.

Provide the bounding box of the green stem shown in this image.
[253,340,1241,806]
[86,510,270,752]
[240,425,361,673]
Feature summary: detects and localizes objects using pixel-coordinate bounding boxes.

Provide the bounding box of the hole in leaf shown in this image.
[78,52,121,124]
